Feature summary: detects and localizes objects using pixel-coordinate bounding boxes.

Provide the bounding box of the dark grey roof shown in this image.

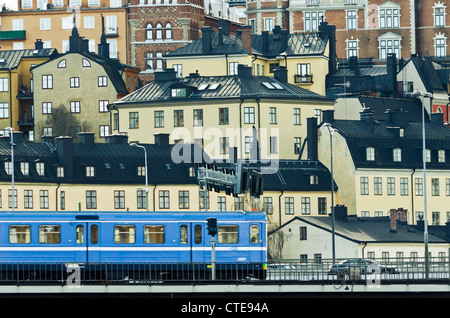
[275,216,448,243]
[408,55,447,94]
[115,69,331,105]
[358,95,426,122]
[0,48,57,70]
[328,110,450,170]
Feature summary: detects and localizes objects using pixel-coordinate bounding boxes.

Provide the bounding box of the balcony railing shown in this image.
[0,30,26,41]
[294,74,314,84]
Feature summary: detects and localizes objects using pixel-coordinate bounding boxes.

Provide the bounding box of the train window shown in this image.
[91,225,98,244]
[76,225,84,244]
[180,225,188,244]
[39,225,60,244]
[114,225,135,244]
[144,225,165,244]
[9,225,31,244]
[194,225,202,244]
[250,225,259,244]
[218,225,239,244]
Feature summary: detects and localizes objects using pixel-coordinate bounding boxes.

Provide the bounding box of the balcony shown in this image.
[0,30,26,41]
[294,74,314,84]
[17,88,33,100]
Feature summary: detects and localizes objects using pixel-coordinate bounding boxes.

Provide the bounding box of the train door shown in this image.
[73,222,101,263]
[86,223,100,263]
[191,223,205,262]
[250,224,265,261]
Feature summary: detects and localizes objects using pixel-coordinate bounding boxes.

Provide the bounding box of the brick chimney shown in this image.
[240,25,252,55]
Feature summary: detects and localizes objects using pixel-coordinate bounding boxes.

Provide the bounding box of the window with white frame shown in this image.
[304,11,324,31]
[435,34,447,57]
[393,147,402,162]
[379,4,400,28]
[264,18,274,31]
[12,19,23,31]
[378,33,401,59]
[0,103,8,119]
[0,78,8,92]
[434,4,446,27]
[84,16,95,29]
[346,10,357,29]
[40,18,51,31]
[346,39,359,58]
[62,17,72,30]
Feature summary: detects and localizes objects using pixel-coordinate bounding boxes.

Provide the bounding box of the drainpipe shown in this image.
[411,169,416,224]
[278,190,284,227]
[9,67,12,128]
[239,97,243,159]
[55,183,60,211]
[153,184,157,211]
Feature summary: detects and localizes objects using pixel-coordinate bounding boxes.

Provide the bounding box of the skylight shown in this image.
[262,82,275,89]
[272,82,284,90]
[208,83,220,90]
[198,84,209,90]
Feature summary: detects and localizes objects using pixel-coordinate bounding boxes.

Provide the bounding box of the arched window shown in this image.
[165,23,172,39]
[146,23,153,40]
[156,23,163,39]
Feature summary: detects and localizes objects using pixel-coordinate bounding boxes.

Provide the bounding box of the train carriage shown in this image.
[0,211,267,281]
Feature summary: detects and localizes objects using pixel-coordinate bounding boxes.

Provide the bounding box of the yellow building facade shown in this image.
[0,0,129,64]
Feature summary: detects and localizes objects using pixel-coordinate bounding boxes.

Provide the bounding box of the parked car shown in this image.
[328,259,398,275]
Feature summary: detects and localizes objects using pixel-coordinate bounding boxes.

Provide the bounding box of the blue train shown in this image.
[0,211,267,281]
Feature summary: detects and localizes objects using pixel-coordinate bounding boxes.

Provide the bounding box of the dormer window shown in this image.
[36,162,45,176]
[310,175,318,185]
[439,150,446,163]
[4,161,11,176]
[57,166,64,178]
[366,147,375,161]
[20,161,29,176]
[86,166,95,177]
[393,148,402,162]
[171,88,186,98]
[138,166,146,176]
[425,149,431,163]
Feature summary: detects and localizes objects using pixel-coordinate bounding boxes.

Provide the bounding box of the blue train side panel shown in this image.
[0,211,267,266]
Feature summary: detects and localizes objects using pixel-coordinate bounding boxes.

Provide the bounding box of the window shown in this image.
[285,197,294,214]
[82,59,91,67]
[380,8,399,28]
[304,11,324,31]
[86,191,97,209]
[393,148,402,162]
[346,10,357,29]
[360,177,369,195]
[318,197,327,215]
[114,225,135,244]
[217,196,226,211]
[262,197,273,214]
[4,161,12,176]
[114,190,125,209]
[13,19,23,31]
[22,0,32,8]
[9,225,30,244]
[219,108,229,125]
[299,226,307,240]
[20,161,29,176]
[40,18,51,30]
[310,175,318,185]
[293,108,301,125]
[40,190,49,209]
[84,16,95,29]
[250,225,259,244]
[137,190,147,209]
[244,107,255,124]
[218,225,239,244]
[229,62,238,75]
[76,225,84,244]
[99,100,109,113]
[146,23,153,40]
[24,190,33,209]
[387,177,395,195]
[159,190,169,209]
[0,103,8,119]
[70,77,80,88]
[439,150,446,163]
[144,225,165,244]
[400,177,408,196]
[154,110,164,127]
[234,197,244,211]
[42,75,53,89]
[42,102,52,114]
[434,5,446,27]
[129,112,139,129]
[171,88,186,98]
[85,166,95,177]
[39,225,60,243]
[366,147,375,161]
[98,76,108,87]
[301,197,311,215]
[432,178,440,196]
[9,189,17,209]
[347,39,359,58]
[173,64,182,78]
[106,15,117,34]
[57,166,64,178]
[415,178,423,196]
[156,23,163,39]
[374,177,382,195]
[99,125,109,137]
[435,35,447,58]
[179,190,189,209]
[0,78,8,92]
[193,109,203,126]
[70,101,80,113]
[447,178,450,196]
[294,137,302,155]
[200,191,209,209]
[60,191,65,210]
[174,110,184,127]
[36,162,45,176]
[379,36,401,59]
[269,107,277,124]
[220,137,229,155]
[165,23,172,39]
[270,136,278,154]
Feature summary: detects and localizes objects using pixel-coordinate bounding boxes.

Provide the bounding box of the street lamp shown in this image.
[323,122,338,264]
[413,89,433,279]
[130,143,149,211]
[6,127,14,212]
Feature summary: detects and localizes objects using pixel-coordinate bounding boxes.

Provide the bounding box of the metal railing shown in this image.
[0,258,449,285]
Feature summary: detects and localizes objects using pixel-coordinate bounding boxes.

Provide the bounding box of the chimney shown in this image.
[35,39,44,49]
[41,135,54,144]
[386,53,397,96]
[154,68,178,81]
[390,209,398,233]
[218,27,224,46]
[262,31,269,54]
[10,131,23,144]
[240,25,252,54]
[307,117,318,161]
[333,205,347,221]
[201,26,212,54]
[385,109,408,127]
[78,132,95,147]
[360,108,375,125]
[280,29,288,52]
[273,66,288,84]
[319,22,337,76]
[105,134,129,144]
[322,109,335,124]
[446,222,450,238]
[348,56,360,77]
[82,38,89,52]
[154,133,170,148]
[237,64,252,79]
[228,146,238,164]
[219,19,230,35]
[56,136,73,178]
[431,112,444,125]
